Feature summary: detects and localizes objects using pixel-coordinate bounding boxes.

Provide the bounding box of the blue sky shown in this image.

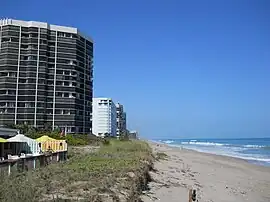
[2,0,270,138]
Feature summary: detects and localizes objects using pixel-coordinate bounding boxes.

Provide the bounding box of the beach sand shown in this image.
[141,142,270,202]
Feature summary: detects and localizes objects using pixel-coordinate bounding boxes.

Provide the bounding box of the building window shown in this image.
[21,33,29,38]
[40,39,47,44]
[0,109,7,114]
[47,110,53,114]
[71,71,76,76]
[71,93,76,98]
[63,110,70,115]
[0,72,8,77]
[29,33,38,38]
[9,72,16,77]
[65,33,71,38]
[64,93,69,98]
[56,70,63,75]
[7,102,15,107]
[21,55,37,61]
[7,90,16,95]
[68,60,77,65]
[25,103,35,108]
[48,41,55,46]
[28,45,38,49]
[21,44,28,49]
[58,32,65,37]
[0,102,6,107]
[19,79,27,83]
[55,109,61,114]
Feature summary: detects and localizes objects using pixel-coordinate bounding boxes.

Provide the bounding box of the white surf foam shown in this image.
[171,144,270,164]
[163,140,174,144]
[243,144,265,148]
[181,141,227,146]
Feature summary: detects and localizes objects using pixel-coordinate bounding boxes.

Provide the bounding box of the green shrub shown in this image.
[102,138,110,146]
[119,132,130,141]
[5,124,104,146]
[156,152,168,160]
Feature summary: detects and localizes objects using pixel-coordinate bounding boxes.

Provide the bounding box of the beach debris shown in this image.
[127,172,136,178]
[240,190,247,195]
[189,189,198,202]
[189,173,195,177]
[194,182,202,188]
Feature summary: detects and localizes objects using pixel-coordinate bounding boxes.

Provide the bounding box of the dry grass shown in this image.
[0,140,153,202]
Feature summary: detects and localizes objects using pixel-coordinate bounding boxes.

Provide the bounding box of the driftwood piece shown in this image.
[189,189,197,202]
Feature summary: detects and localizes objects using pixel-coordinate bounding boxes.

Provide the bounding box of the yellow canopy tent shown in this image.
[36,135,67,152]
[0,137,7,143]
[36,135,56,142]
[0,137,7,159]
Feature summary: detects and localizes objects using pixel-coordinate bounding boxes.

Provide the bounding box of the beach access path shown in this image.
[141,142,270,202]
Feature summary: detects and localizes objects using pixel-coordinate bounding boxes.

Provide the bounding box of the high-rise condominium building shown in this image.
[0,19,93,134]
[116,103,127,136]
[92,98,117,137]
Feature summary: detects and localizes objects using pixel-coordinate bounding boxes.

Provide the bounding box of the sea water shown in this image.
[156,138,270,166]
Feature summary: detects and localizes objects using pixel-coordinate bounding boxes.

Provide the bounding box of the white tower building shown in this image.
[92,98,117,137]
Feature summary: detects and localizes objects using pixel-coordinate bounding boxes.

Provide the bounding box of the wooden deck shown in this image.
[0,151,67,176]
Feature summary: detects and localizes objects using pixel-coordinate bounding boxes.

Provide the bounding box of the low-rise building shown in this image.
[128,130,138,139]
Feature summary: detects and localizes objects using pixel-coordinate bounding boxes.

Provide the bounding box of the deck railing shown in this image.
[0,151,67,176]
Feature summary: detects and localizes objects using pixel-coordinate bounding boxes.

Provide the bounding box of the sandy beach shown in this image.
[141,142,270,202]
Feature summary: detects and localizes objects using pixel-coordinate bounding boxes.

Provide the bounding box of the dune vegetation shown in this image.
[0,139,153,202]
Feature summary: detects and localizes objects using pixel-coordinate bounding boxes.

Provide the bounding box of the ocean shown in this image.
[156,138,270,166]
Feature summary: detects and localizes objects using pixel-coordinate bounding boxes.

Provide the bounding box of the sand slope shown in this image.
[141,142,270,202]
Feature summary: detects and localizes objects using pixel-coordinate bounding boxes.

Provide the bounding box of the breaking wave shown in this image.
[158,138,270,166]
[163,140,174,144]
[181,141,228,146]
[243,145,265,148]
